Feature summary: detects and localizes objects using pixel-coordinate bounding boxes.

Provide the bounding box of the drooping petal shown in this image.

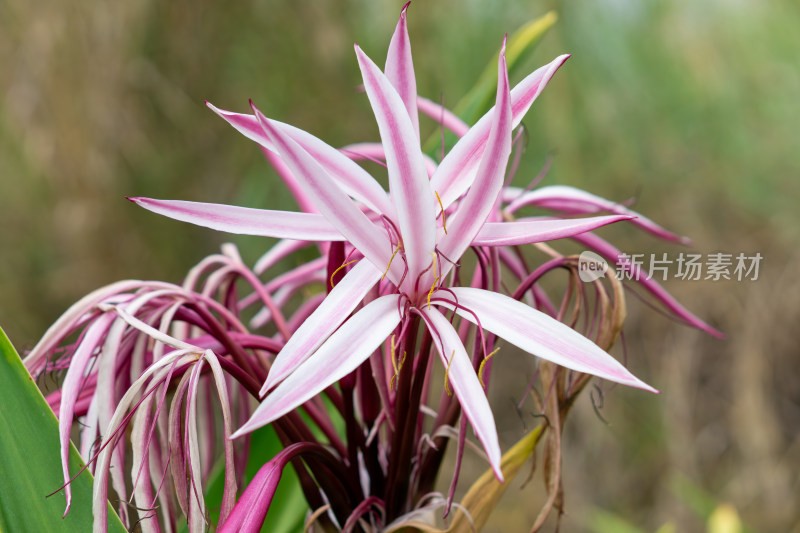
[128,197,344,241]
[260,259,383,395]
[59,314,116,516]
[418,307,503,481]
[356,45,436,284]
[233,295,402,437]
[438,39,512,277]
[252,105,400,283]
[384,2,420,140]
[433,287,658,393]
[431,54,570,209]
[472,215,634,246]
[207,102,395,218]
[503,185,690,244]
[93,350,200,531]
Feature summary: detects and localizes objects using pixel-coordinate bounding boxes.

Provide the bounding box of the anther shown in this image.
[382,245,401,281]
[330,260,358,289]
[444,349,455,396]
[478,347,500,388]
[435,191,447,234]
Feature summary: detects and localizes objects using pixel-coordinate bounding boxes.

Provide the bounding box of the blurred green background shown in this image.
[1,0,798,531]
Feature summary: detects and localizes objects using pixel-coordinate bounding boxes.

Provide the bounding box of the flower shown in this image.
[129,5,656,480]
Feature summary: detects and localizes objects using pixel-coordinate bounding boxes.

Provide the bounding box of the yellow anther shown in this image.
[381,245,400,281]
[435,191,447,234]
[444,349,455,396]
[478,347,500,388]
[329,260,358,289]
[426,252,440,309]
[390,335,406,390]
[426,276,440,310]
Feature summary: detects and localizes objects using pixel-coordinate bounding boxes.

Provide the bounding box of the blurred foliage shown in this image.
[1,0,799,531]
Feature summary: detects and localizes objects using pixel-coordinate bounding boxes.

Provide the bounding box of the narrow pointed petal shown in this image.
[58,314,116,516]
[207,102,395,217]
[261,259,383,394]
[419,308,503,481]
[252,106,400,282]
[439,40,512,276]
[472,215,634,246]
[128,197,345,241]
[434,287,658,393]
[385,2,420,140]
[504,185,690,244]
[356,45,436,283]
[202,353,238,524]
[572,232,724,337]
[431,54,569,209]
[233,295,402,437]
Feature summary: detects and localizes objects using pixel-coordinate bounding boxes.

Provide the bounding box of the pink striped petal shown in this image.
[207,102,395,217]
[232,295,402,438]
[433,287,658,393]
[438,40,512,277]
[59,314,116,516]
[251,106,400,283]
[419,307,503,480]
[431,54,570,209]
[504,185,690,244]
[128,197,344,241]
[472,215,634,246]
[385,2,420,140]
[356,45,436,284]
[260,259,383,395]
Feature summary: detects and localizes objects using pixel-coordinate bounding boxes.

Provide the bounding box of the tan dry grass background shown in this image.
[1,0,798,531]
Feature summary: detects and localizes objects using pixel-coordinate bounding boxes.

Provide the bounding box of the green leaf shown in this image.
[423,11,559,156]
[0,327,126,532]
[454,11,559,125]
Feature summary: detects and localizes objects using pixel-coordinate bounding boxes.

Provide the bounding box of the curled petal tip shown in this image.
[401,1,411,15]
[125,196,137,203]
[501,33,508,52]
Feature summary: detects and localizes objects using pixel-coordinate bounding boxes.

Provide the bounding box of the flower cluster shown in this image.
[27,5,718,532]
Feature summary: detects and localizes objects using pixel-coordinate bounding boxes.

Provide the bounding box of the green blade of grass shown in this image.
[0,327,126,533]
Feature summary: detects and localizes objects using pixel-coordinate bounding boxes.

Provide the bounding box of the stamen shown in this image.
[329,260,358,289]
[478,347,500,388]
[444,349,455,396]
[381,245,400,281]
[427,252,439,309]
[390,335,406,391]
[426,276,440,310]
[435,191,447,234]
